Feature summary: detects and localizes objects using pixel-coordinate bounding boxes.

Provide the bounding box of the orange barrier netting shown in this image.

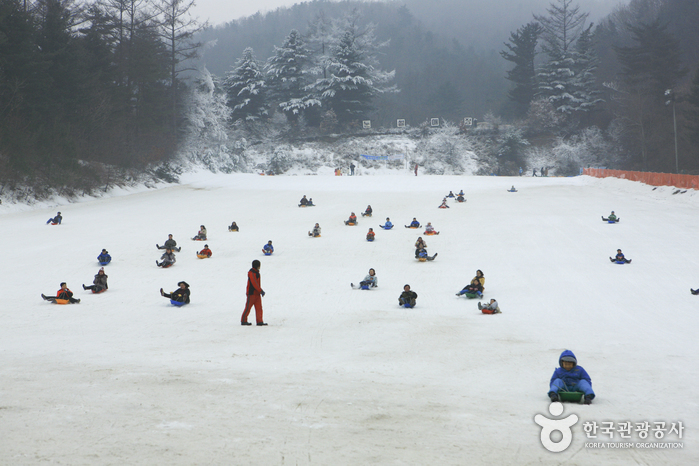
[583,168,699,190]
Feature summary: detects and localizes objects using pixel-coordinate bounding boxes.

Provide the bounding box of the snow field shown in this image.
[0,173,698,464]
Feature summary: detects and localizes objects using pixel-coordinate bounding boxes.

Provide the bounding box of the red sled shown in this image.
[481,308,501,314]
[92,288,107,294]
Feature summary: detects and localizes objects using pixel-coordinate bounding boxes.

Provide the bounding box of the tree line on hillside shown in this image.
[0,0,204,196]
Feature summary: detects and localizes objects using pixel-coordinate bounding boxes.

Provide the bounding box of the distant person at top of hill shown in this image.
[42,282,79,303]
[547,350,594,405]
[438,198,450,208]
[345,212,357,225]
[157,234,181,251]
[192,225,207,240]
[308,223,321,237]
[508,186,517,192]
[83,268,108,292]
[228,221,239,232]
[46,212,62,225]
[610,249,631,263]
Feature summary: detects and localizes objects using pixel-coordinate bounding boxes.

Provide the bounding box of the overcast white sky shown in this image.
[192,0,301,26]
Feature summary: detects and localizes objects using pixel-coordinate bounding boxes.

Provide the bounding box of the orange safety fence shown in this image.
[583,168,699,190]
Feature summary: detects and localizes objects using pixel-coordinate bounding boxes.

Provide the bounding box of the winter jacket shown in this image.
[311,226,321,236]
[160,252,176,264]
[164,238,177,249]
[482,300,499,311]
[97,253,112,263]
[608,214,617,221]
[246,267,262,296]
[364,206,372,214]
[366,231,375,240]
[384,221,393,228]
[93,273,109,290]
[263,244,274,253]
[347,215,357,223]
[399,290,418,301]
[171,288,191,303]
[549,350,592,387]
[300,197,308,205]
[199,248,212,257]
[57,288,73,299]
[469,276,485,291]
[425,224,435,232]
[410,220,420,228]
[415,239,427,250]
[615,252,626,261]
[361,274,378,287]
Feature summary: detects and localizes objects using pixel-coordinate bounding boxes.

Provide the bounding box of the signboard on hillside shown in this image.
[430,118,440,127]
[362,120,371,129]
[397,119,406,128]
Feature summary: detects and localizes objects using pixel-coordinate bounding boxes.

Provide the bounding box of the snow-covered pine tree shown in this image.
[311,16,396,126]
[534,0,590,115]
[570,24,602,115]
[223,47,268,122]
[501,22,543,117]
[265,29,320,123]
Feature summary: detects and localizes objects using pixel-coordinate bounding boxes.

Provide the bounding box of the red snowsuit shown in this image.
[241,267,264,324]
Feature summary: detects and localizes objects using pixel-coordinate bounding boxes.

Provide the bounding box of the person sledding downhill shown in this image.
[446,191,455,198]
[508,186,517,192]
[42,282,80,304]
[97,249,111,265]
[299,195,315,207]
[405,218,421,229]
[156,248,176,267]
[228,221,239,232]
[192,225,207,241]
[438,198,450,209]
[548,350,595,405]
[308,223,321,237]
[610,249,631,263]
[157,234,181,252]
[380,217,393,230]
[361,205,373,217]
[241,260,266,326]
[352,268,378,289]
[456,193,466,202]
[262,240,274,255]
[602,211,619,222]
[416,247,438,261]
[458,190,464,197]
[197,244,212,258]
[46,212,62,225]
[456,270,485,298]
[424,222,439,235]
[691,287,699,295]
[160,281,190,304]
[366,228,375,241]
[345,212,358,225]
[478,298,500,314]
[83,268,108,293]
[398,284,418,308]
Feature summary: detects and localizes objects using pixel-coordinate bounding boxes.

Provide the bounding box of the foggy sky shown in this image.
[192,0,300,26]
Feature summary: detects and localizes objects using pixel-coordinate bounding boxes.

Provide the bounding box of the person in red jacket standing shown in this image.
[241,260,266,326]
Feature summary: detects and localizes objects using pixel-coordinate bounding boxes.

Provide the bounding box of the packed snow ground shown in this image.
[1,173,698,465]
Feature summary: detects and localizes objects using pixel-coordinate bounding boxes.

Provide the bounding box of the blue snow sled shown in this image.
[607,220,617,224]
[366,237,374,242]
[380,225,393,230]
[402,303,415,309]
[170,299,187,306]
[263,251,273,256]
[614,260,626,265]
[360,284,370,290]
[99,260,111,266]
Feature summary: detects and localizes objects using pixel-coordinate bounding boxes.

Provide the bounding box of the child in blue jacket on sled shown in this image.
[548,350,595,404]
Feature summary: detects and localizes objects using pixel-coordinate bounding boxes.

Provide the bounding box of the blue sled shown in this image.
[170,300,187,306]
[614,260,626,265]
[380,225,393,230]
[360,284,370,290]
[367,238,374,242]
[402,303,415,309]
[263,252,273,256]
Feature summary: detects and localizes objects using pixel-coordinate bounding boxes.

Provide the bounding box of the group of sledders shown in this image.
[41,266,109,304]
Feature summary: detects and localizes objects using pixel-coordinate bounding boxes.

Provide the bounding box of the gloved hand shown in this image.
[261,290,266,297]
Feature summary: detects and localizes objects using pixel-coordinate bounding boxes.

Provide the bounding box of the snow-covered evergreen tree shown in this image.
[265,29,320,123]
[534,0,590,114]
[311,17,396,125]
[501,22,543,117]
[223,47,268,122]
[570,24,603,114]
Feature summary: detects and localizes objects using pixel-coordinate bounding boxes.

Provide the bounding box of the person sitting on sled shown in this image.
[602,211,618,222]
[547,350,595,404]
[457,270,485,296]
[458,190,464,196]
[46,211,62,225]
[262,241,274,255]
[407,218,420,228]
[362,205,373,217]
[199,244,213,257]
[157,234,180,251]
[157,248,176,267]
[508,186,517,192]
[228,221,239,232]
[398,284,418,307]
[424,222,438,234]
[309,223,321,237]
[414,237,427,255]
[610,249,631,263]
[366,228,375,241]
[416,247,438,261]
[308,198,315,206]
[97,249,111,264]
[478,298,500,313]
[456,193,465,202]
[439,198,450,208]
[193,225,207,240]
[299,195,309,206]
[446,191,455,198]
[42,282,80,303]
[345,212,358,225]
[381,218,393,229]
[691,287,699,295]
[352,268,378,289]
[160,281,191,304]
[83,267,108,292]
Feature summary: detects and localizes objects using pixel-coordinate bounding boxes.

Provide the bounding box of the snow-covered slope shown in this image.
[1,173,697,464]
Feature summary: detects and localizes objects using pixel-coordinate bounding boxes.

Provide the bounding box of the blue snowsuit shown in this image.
[409,220,420,228]
[549,350,595,398]
[97,252,112,264]
[263,244,274,254]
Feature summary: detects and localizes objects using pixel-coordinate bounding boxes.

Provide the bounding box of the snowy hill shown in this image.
[1,173,698,464]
